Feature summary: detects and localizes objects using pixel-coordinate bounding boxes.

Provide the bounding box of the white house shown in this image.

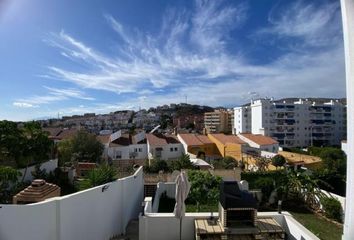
[146,133,183,161]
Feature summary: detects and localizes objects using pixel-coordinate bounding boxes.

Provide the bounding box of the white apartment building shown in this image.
[234,98,346,148]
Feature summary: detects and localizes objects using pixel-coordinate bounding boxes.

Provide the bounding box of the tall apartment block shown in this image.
[204,109,234,134]
[234,98,346,148]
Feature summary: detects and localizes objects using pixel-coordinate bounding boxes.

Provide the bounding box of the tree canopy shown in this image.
[58,130,104,165]
[0,121,53,169]
[271,155,286,168]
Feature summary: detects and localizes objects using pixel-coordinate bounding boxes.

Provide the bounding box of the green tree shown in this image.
[171,154,196,171]
[0,166,21,203]
[277,170,324,209]
[318,148,346,175]
[78,164,117,190]
[271,155,286,169]
[0,121,24,166]
[58,130,104,165]
[20,122,53,181]
[187,170,222,208]
[144,159,170,173]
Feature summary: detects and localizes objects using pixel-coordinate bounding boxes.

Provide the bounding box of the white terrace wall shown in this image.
[0,167,144,240]
[18,159,58,182]
[140,197,320,240]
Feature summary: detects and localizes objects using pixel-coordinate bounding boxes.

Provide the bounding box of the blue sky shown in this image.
[0,0,345,121]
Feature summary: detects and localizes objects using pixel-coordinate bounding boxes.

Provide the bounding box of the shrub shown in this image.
[271,155,286,168]
[321,197,342,222]
[253,177,274,203]
[144,159,171,173]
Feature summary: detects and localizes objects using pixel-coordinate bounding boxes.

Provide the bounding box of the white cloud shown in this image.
[13,102,37,108]
[38,0,344,111]
[13,86,94,107]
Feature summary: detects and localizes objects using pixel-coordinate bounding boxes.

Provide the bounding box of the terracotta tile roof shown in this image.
[178,134,213,146]
[209,134,245,145]
[43,128,62,138]
[97,135,111,144]
[56,129,79,140]
[146,133,180,146]
[109,134,146,147]
[240,133,278,145]
[197,135,213,144]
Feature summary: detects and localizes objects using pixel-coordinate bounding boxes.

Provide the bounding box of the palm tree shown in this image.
[277,170,325,209]
[78,164,117,190]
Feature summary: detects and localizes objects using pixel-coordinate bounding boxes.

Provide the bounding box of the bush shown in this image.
[211,156,238,169]
[253,177,274,203]
[144,159,171,173]
[271,155,286,168]
[321,197,342,222]
[241,171,283,189]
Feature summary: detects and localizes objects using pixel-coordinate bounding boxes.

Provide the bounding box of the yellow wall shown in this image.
[207,134,243,160]
[187,143,220,157]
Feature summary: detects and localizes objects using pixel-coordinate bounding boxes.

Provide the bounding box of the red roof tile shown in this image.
[209,134,246,145]
[240,133,278,145]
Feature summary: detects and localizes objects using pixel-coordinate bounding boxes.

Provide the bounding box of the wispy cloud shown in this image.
[13,86,94,108]
[257,0,341,48]
[40,0,344,111]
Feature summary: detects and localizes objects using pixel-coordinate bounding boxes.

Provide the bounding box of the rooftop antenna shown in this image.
[185,94,188,104]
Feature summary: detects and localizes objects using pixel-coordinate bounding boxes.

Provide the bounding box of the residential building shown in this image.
[173,114,204,131]
[204,109,233,134]
[177,133,220,160]
[234,98,346,147]
[207,133,246,161]
[146,133,183,161]
[233,104,251,134]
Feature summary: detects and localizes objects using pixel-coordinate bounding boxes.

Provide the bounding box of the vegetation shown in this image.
[186,170,222,211]
[271,154,286,168]
[0,166,21,203]
[58,130,104,165]
[144,159,170,173]
[210,156,238,169]
[254,157,271,172]
[290,207,342,240]
[321,197,342,222]
[170,154,196,171]
[77,164,117,190]
[0,121,53,170]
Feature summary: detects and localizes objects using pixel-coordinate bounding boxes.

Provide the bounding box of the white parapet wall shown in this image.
[140,197,320,240]
[0,167,144,240]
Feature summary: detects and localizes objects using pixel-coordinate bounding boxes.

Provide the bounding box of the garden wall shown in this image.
[18,159,58,182]
[0,167,144,240]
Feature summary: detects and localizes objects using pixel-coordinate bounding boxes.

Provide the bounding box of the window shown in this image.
[170,148,173,152]
[135,148,138,152]
[139,148,142,152]
[174,147,178,151]
[115,151,122,159]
